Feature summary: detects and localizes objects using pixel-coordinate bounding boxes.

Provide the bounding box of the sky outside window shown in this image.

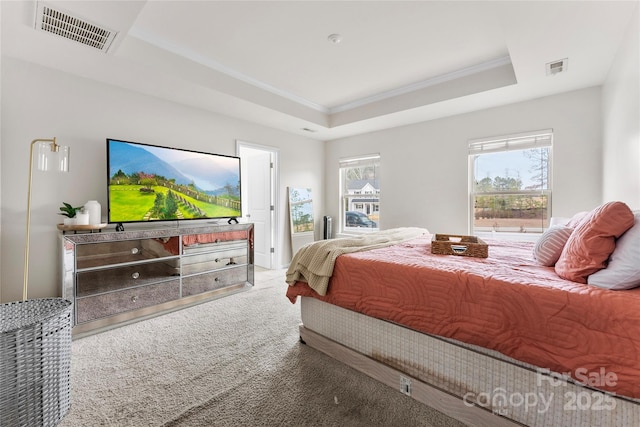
[474,148,548,190]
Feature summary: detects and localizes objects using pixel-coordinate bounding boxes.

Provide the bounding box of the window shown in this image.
[469,130,552,235]
[339,154,380,233]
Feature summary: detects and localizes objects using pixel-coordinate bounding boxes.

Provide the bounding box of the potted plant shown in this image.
[59,202,83,225]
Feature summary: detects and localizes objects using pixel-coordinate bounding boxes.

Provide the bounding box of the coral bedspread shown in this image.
[286,235,640,399]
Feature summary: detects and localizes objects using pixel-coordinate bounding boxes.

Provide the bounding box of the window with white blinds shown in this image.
[468,130,553,154]
[469,130,553,235]
[339,154,380,233]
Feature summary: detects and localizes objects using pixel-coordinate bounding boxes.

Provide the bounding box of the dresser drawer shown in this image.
[76,237,180,269]
[182,239,246,255]
[182,266,248,297]
[76,259,180,297]
[76,279,180,324]
[181,247,247,275]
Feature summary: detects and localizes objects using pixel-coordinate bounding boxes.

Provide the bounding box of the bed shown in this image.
[286,213,640,426]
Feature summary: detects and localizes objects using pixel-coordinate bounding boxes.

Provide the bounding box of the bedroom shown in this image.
[1,1,638,426]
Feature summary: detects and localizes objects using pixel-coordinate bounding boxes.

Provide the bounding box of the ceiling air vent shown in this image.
[546,58,568,76]
[34,2,117,52]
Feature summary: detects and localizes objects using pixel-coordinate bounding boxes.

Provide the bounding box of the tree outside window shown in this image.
[469,131,552,234]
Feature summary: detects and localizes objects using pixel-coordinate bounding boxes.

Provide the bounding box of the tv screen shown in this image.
[107,138,241,225]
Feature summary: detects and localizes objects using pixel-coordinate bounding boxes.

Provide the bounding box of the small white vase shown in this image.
[75,212,89,225]
[63,217,76,226]
[84,200,101,225]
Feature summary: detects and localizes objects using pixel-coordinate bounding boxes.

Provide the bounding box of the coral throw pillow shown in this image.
[588,211,640,290]
[565,211,589,228]
[555,202,635,283]
[533,225,573,266]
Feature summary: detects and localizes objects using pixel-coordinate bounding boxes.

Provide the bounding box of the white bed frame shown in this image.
[299,297,640,427]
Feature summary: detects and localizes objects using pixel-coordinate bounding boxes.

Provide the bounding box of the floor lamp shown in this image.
[0,137,73,426]
[23,137,69,300]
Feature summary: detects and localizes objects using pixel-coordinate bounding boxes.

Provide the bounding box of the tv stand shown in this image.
[227,217,239,224]
[115,222,125,232]
[60,223,254,337]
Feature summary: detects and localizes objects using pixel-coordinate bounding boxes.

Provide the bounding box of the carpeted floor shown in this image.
[59,268,466,427]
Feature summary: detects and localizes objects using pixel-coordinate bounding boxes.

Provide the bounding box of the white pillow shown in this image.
[549,217,570,227]
[533,225,573,266]
[588,211,640,290]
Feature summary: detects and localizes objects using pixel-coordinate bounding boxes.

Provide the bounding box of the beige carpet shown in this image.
[59,268,466,427]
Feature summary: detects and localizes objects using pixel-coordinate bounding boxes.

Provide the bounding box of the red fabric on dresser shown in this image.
[286,235,640,399]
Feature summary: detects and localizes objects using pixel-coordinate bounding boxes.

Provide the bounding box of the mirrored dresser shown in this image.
[61,223,254,337]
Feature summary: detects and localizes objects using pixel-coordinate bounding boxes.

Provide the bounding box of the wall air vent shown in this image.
[546,58,568,76]
[34,2,117,52]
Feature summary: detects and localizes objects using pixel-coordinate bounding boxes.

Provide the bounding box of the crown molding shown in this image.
[328,56,512,114]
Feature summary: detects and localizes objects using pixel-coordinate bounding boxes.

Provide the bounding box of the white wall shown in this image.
[602,4,640,210]
[325,87,603,234]
[0,57,324,302]
[5,16,637,303]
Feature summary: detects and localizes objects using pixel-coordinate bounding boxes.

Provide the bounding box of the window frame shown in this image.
[468,130,553,237]
[339,154,380,235]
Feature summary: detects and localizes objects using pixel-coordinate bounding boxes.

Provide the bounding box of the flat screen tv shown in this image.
[107,138,241,226]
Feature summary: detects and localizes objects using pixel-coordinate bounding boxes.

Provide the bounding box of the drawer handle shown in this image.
[214,277,220,282]
[215,257,237,265]
[132,272,140,279]
[131,248,139,255]
[131,295,138,303]
[215,238,221,243]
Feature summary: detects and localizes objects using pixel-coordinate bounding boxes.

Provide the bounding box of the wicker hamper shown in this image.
[1,298,72,427]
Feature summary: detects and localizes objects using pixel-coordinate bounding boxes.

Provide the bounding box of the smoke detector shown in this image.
[34,2,118,53]
[546,58,568,76]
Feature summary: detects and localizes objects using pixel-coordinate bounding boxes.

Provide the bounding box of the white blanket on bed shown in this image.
[285,227,427,296]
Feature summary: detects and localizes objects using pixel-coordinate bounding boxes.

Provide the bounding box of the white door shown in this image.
[238,143,275,269]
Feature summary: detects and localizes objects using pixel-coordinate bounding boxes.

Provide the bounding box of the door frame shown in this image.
[236,140,280,269]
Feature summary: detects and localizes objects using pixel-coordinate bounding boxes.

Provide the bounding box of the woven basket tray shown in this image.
[431,234,488,258]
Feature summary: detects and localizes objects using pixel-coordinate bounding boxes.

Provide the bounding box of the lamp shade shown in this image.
[36,141,70,172]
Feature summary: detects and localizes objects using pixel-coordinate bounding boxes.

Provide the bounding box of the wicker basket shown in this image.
[431,234,488,258]
[1,298,72,427]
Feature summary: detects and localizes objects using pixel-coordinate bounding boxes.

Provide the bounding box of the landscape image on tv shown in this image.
[107,139,241,223]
